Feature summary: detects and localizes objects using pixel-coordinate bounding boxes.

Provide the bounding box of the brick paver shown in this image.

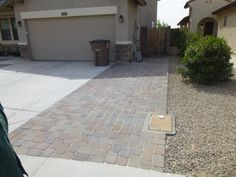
[10,58,169,171]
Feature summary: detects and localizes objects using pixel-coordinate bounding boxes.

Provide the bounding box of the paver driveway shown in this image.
[10,58,169,171]
[0,58,109,132]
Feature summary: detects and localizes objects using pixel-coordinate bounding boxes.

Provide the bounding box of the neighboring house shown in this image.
[213,1,236,55]
[0,0,158,61]
[179,0,233,36]
[177,16,190,29]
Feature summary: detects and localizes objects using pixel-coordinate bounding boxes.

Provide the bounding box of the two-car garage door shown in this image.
[27,15,115,61]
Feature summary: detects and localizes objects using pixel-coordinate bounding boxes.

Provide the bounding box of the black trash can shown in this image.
[90,40,110,66]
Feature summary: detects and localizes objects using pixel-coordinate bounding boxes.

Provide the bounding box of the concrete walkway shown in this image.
[20,155,185,177]
[0,58,109,132]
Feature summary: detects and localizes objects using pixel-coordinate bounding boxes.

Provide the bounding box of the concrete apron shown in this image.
[20,155,185,177]
[0,58,110,132]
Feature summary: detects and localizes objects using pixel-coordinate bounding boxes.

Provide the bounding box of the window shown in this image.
[10,18,19,40]
[224,16,228,26]
[0,18,19,41]
[0,18,12,40]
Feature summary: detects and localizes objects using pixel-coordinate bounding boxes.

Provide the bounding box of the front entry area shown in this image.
[198,17,217,36]
[27,15,115,61]
[204,21,215,36]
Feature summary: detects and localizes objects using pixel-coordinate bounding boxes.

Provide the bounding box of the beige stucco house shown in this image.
[213,1,236,55]
[180,0,233,36]
[0,0,158,61]
[138,0,158,29]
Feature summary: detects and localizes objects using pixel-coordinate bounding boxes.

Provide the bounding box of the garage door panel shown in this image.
[27,15,115,61]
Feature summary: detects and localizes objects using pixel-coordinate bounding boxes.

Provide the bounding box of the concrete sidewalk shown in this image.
[20,155,185,177]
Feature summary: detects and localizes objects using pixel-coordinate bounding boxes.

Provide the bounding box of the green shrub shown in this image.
[176,29,201,56]
[177,36,234,85]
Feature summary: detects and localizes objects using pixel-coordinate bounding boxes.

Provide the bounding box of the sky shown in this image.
[158,0,189,28]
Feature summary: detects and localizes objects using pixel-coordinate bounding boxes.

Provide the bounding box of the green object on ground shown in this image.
[0,104,27,177]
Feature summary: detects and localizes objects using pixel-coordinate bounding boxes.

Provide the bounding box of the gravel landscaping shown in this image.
[164,58,236,177]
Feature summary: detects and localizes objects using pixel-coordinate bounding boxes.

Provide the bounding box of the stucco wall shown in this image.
[4,0,154,45]
[189,0,230,33]
[14,4,27,43]
[217,8,236,54]
[1,0,154,60]
[17,0,120,10]
[128,0,138,41]
[138,0,157,28]
[13,0,132,44]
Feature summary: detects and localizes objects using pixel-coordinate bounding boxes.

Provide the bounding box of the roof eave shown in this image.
[184,3,189,9]
[184,0,195,9]
[212,1,236,15]
[177,16,190,26]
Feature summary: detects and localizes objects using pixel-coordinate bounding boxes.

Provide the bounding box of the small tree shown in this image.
[176,29,201,56]
[156,20,169,28]
[178,36,234,85]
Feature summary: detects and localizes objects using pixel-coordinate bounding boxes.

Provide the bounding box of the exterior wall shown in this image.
[12,0,135,60]
[115,0,138,61]
[189,0,230,33]
[13,3,27,43]
[1,0,148,60]
[116,43,132,61]
[138,0,157,28]
[217,8,236,54]
[128,0,138,41]
[14,0,132,44]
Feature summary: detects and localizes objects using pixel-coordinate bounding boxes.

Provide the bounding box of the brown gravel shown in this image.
[164,58,236,177]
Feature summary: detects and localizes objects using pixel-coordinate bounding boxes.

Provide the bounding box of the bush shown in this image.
[176,29,201,56]
[177,36,234,85]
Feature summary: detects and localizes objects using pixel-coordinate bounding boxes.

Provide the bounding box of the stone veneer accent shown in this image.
[116,43,132,62]
[18,44,31,59]
[0,44,19,56]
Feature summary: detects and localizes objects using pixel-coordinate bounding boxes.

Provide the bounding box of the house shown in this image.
[138,0,158,28]
[177,16,190,29]
[213,0,236,55]
[0,0,158,61]
[180,0,233,36]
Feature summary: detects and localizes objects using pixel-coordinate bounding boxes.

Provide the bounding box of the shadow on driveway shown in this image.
[0,57,168,80]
